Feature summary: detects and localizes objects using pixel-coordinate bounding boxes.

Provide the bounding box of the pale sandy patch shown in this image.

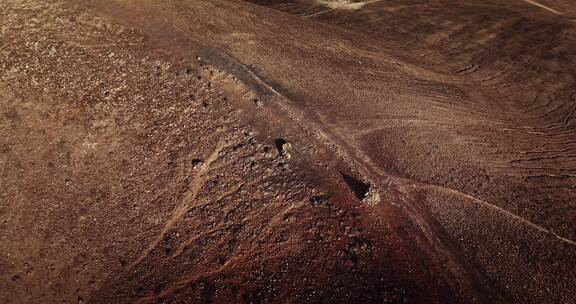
[315,0,381,10]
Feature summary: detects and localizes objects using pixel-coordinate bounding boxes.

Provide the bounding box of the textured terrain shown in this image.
[1,0,575,303]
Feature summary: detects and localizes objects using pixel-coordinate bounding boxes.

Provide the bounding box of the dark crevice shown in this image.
[341,172,370,200]
[274,138,287,155]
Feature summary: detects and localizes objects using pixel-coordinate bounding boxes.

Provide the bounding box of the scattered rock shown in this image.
[275,138,292,159]
[191,159,204,168]
[362,187,380,205]
[253,98,263,107]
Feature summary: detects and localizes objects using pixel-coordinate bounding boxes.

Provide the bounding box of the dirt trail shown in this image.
[523,0,563,15]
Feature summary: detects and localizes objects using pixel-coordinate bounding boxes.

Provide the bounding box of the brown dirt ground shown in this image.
[1,0,575,303]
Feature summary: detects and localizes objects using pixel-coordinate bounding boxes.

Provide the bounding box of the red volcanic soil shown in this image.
[1,0,575,303]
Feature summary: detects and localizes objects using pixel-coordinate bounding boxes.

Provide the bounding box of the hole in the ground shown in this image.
[274,138,287,155]
[341,172,370,201]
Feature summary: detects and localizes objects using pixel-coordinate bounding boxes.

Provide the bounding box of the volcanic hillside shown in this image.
[1,0,575,303]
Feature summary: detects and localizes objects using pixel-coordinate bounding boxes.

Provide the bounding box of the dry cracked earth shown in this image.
[1,0,575,303]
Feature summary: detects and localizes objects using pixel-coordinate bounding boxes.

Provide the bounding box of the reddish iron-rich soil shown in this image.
[1,1,575,303]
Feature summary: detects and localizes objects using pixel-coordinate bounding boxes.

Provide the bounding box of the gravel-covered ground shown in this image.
[1,0,575,303]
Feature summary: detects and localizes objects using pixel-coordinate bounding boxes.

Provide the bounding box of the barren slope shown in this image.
[1,0,575,303]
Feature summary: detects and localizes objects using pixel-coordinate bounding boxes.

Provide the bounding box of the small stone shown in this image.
[274,138,293,159]
[191,159,204,168]
[281,142,292,159]
[362,187,381,205]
